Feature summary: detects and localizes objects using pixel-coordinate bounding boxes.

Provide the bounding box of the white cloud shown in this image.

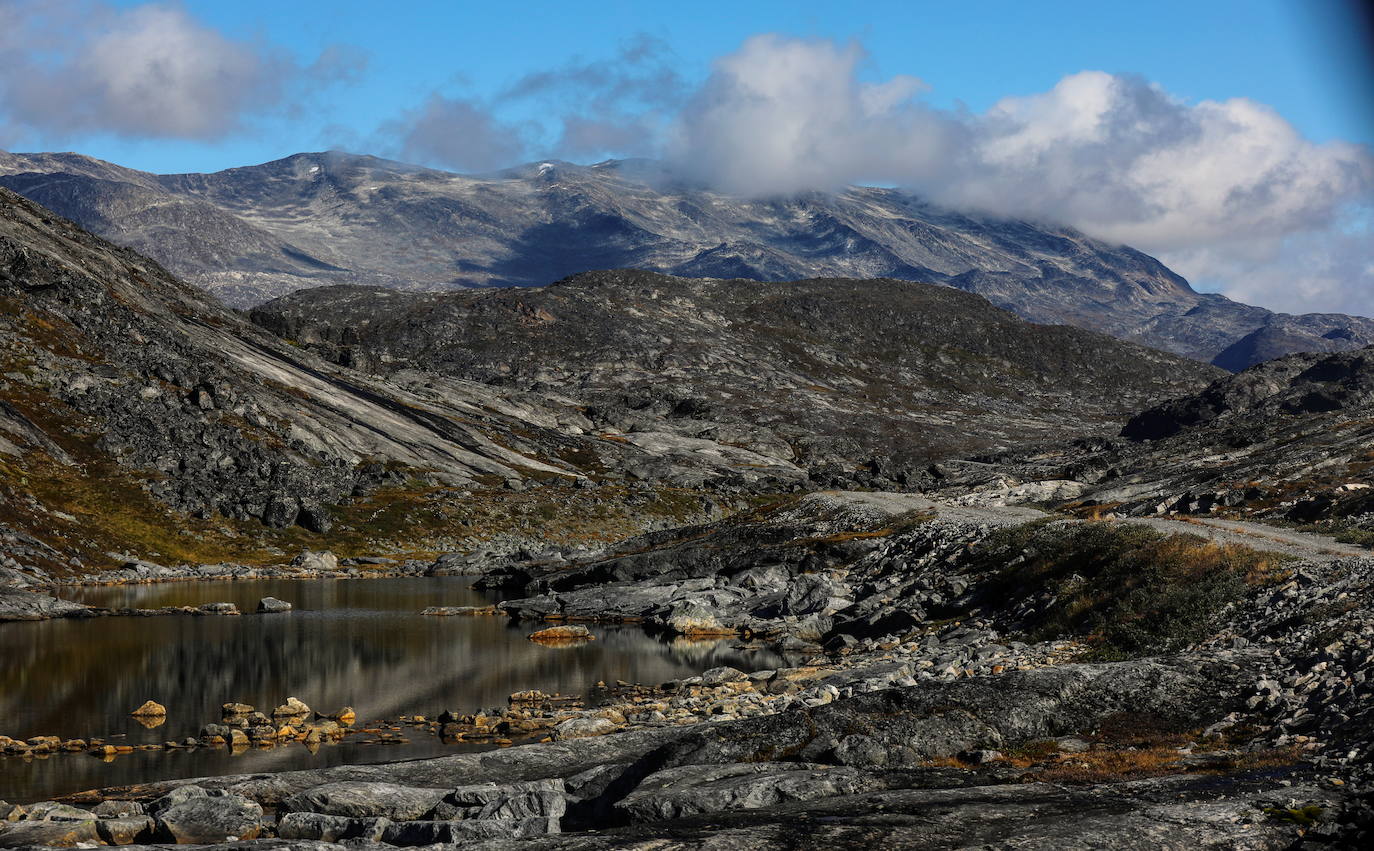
[663,35,1374,315]
[0,1,361,141]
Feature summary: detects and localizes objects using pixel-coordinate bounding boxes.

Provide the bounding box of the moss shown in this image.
[1263,805,1323,827]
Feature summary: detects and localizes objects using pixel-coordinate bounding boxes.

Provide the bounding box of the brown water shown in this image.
[0,577,782,803]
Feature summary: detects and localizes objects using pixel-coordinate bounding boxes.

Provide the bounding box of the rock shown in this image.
[0,589,91,622]
[154,793,262,844]
[297,500,334,534]
[529,624,595,643]
[331,706,356,725]
[553,717,618,740]
[130,699,166,717]
[221,702,254,716]
[275,812,391,842]
[272,696,311,717]
[616,763,879,821]
[197,602,239,615]
[664,602,737,637]
[432,779,565,824]
[90,801,144,818]
[22,802,93,821]
[256,596,292,614]
[381,817,558,843]
[262,495,299,529]
[0,819,100,848]
[701,666,749,686]
[95,815,154,846]
[280,781,448,820]
[291,550,338,572]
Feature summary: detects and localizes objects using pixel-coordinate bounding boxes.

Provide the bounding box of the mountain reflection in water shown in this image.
[0,577,783,803]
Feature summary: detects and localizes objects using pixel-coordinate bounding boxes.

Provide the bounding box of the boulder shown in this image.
[615,763,879,822]
[291,550,338,572]
[154,793,262,844]
[256,596,292,614]
[280,781,448,820]
[130,700,166,717]
[21,802,92,821]
[275,812,391,842]
[91,800,144,818]
[436,779,565,825]
[0,820,100,848]
[197,602,239,615]
[96,815,154,846]
[528,624,595,643]
[272,696,311,717]
[664,602,736,636]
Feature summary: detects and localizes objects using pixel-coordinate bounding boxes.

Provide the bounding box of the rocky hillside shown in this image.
[1,150,1369,368]
[937,345,1374,543]
[0,188,814,578]
[248,270,1223,474]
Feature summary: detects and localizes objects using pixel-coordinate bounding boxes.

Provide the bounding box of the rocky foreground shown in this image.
[3,492,1371,848]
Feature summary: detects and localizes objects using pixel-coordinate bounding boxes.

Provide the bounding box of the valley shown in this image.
[0,176,1371,848]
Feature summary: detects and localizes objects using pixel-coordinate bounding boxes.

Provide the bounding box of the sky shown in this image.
[1,0,1372,316]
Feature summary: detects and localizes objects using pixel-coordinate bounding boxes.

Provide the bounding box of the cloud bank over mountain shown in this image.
[0,2,1367,315]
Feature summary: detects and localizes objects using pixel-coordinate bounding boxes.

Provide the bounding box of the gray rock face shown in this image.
[0,588,90,622]
[152,791,262,844]
[3,151,1368,367]
[250,270,1222,474]
[275,812,391,842]
[0,819,100,849]
[279,781,448,820]
[616,763,879,821]
[255,596,292,614]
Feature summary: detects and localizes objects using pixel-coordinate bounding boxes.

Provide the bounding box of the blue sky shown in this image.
[21,0,1372,173]
[1,0,1372,315]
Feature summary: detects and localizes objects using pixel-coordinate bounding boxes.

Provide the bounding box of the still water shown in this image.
[0,577,782,803]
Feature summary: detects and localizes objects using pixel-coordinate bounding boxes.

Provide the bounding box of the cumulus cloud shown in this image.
[669,36,1373,248]
[662,35,1374,315]
[0,0,362,141]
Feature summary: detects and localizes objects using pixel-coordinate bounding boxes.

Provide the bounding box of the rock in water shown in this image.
[528,625,595,644]
[130,700,166,717]
[272,696,311,717]
[256,596,292,613]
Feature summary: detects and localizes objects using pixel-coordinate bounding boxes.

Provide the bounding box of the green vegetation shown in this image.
[971,521,1288,658]
[1263,805,1324,827]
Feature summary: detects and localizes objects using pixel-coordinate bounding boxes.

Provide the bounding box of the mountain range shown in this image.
[1,150,1370,369]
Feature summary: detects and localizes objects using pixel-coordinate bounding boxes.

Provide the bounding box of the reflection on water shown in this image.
[0,578,781,803]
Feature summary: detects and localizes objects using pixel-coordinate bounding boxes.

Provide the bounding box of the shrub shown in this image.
[972,521,1285,657]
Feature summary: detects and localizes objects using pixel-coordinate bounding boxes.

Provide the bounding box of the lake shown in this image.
[0,577,782,803]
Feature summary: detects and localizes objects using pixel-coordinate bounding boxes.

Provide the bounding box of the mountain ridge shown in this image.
[2,149,1370,369]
